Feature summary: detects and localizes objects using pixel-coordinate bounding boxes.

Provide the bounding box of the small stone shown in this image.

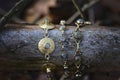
[76,74,82,77]
[45,43,51,49]
[59,26,65,31]
[75,56,81,61]
[61,53,68,60]
[60,20,66,25]
[77,19,84,24]
[60,36,65,42]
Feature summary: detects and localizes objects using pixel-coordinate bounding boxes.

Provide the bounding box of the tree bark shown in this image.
[0,25,120,72]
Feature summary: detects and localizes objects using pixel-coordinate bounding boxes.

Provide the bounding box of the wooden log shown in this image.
[0,25,120,72]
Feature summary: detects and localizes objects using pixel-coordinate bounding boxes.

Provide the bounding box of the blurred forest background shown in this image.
[0,0,120,26]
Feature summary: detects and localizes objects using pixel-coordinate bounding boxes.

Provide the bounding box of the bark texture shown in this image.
[0,25,120,72]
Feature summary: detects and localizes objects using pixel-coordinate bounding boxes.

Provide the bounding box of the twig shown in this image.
[72,0,84,19]
[0,0,33,30]
[67,0,99,24]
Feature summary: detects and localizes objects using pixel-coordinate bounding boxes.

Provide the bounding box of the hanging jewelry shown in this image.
[38,19,56,80]
[72,19,91,80]
[73,19,83,79]
[59,20,70,80]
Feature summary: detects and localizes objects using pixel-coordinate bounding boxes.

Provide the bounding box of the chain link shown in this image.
[45,54,50,61]
[59,20,70,79]
[73,19,83,77]
[44,29,49,37]
[59,20,66,55]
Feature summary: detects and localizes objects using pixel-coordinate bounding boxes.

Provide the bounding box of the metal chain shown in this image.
[59,20,70,79]
[74,24,82,56]
[73,19,84,78]
[59,20,67,61]
[45,54,50,61]
[59,20,66,53]
[44,29,49,37]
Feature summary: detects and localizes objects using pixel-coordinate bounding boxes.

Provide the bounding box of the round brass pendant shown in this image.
[38,37,55,54]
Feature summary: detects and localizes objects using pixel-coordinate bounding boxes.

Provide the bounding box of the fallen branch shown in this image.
[0,25,120,72]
